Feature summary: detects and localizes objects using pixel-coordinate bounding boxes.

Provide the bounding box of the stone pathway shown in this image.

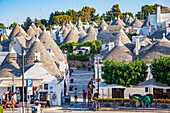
[68,69,94,99]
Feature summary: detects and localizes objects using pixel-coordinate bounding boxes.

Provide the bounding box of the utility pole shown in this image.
[97,56,99,98]
[22,48,25,113]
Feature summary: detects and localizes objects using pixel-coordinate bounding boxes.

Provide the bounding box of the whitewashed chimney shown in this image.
[135,36,140,56]
[108,42,114,51]
[35,52,40,62]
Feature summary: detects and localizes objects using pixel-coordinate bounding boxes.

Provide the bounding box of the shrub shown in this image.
[0,106,3,113]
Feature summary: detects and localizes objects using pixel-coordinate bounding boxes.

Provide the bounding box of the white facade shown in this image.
[21,64,64,106]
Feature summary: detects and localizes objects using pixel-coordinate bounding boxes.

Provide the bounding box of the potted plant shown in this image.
[76,65,81,70]
[88,63,90,66]
[88,67,91,71]
[69,86,73,91]
[70,79,74,83]
[82,64,86,70]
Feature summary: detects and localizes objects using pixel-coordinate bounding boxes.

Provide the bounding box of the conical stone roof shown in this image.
[102,40,132,63]
[115,29,131,45]
[127,16,134,25]
[129,18,142,28]
[86,26,97,35]
[8,24,27,40]
[97,29,117,44]
[123,14,129,24]
[62,27,80,44]
[31,23,40,37]
[26,26,37,38]
[98,19,108,29]
[141,35,170,63]
[76,19,83,28]
[60,24,66,32]
[25,37,61,77]
[0,47,20,78]
[62,28,70,39]
[78,27,87,37]
[39,29,66,62]
[91,21,98,28]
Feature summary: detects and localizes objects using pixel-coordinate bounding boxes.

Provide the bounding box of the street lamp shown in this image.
[95,56,103,98]
[22,48,25,113]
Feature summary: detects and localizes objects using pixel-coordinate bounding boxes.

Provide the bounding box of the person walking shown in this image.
[82,90,87,105]
[74,88,78,103]
[45,93,51,108]
[2,93,7,109]
[87,91,91,107]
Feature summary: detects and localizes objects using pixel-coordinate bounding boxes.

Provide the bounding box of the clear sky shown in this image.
[0,0,170,26]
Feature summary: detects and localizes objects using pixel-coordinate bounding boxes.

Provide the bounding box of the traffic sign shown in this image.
[27,79,33,87]
[27,87,33,95]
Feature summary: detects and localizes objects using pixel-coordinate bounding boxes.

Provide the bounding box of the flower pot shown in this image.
[70,79,74,83]
[83,68,86,70]
[88,68,91,71]
[77,67,80,70]
[69,88,72,91]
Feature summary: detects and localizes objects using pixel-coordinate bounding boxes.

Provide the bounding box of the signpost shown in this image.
[27,79,33,113]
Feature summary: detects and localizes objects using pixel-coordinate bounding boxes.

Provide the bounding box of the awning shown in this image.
[135,78,170,89]
[0,78,43,87]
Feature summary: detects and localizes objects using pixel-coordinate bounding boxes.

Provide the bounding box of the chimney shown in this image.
[156,5,161,24]
[135,36,140,56]
[34,52,40,63]
[108,42,114,51]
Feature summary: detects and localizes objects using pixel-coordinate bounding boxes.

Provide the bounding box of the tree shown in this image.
[122,12,133,19]
[24,17,32,30]
[53,15,72,25]
[9,22,17,29]
[0,23,7,29]
[150,56,170,86]
[102,58,148,87]
[135,4,160,19]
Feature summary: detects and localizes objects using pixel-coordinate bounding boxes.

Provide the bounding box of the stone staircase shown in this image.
[68,69,94,98]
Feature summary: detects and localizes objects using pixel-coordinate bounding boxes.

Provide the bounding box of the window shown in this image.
[44,84,48,90]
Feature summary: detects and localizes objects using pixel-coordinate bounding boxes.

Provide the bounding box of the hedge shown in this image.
[68,54,93,61]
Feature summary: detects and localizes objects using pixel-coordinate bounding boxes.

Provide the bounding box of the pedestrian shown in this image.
[45,93,51,108]
[82,90,87,105]
[2,93,7,109]
[87,91,91,107]
[74,88,78,103]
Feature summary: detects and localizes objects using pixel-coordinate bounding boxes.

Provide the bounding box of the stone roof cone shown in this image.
[102,39,132,63]
[26,36,61,77]
[39,29,66,62]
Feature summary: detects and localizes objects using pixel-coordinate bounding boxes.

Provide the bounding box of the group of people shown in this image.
[1,92,17,109]
[74,88,92,106]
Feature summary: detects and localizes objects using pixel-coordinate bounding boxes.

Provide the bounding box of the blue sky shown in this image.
[0,0,169,26]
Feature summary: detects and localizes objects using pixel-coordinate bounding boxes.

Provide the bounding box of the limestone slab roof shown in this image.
[102,40,132,63]
[25,37,61,77]
[39,29,66,62]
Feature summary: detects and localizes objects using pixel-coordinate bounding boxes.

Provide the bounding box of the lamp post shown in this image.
[95,56,103,98]
[22,48,25,113]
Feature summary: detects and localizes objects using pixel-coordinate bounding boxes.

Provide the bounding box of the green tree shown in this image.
[135,4,160,19]
[122,12,133,19]
[40,19,48,27]
[0,23,7,29]
[53,15,72,25]
[102,58,148,87]
[9,22,17,29]
[24,17,32,30]
[150,56,170,86]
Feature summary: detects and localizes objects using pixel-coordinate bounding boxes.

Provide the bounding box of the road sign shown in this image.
[27,79,33,87]
[27,87,33,95]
